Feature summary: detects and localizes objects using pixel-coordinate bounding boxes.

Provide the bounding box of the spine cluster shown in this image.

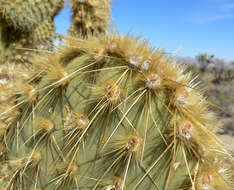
[0,35,232,189]
[0,1,233,190]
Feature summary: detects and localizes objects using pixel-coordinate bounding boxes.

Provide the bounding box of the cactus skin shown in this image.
[68,0,112,38]
[0,35,233,190]
[30,19,56,47]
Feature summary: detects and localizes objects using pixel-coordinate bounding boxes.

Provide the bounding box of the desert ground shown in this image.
[194,66,234,155]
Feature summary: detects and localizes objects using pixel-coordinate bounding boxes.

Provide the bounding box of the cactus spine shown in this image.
[0,1,233,190]
[0,0,65,177]
[0,35,232,189]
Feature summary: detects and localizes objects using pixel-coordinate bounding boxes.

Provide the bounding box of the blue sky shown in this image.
[55,0,234,61]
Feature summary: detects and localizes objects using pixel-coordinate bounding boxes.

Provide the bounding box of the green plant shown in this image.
[0,1,233,190]
[68,0,111,38]
[0,35,233,190]
[0,0,64,64]
[0,1,65,186]
[196,54,214,72]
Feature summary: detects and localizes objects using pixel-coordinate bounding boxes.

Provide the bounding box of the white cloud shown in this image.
[189,0,234,24]
[190,13,234,24]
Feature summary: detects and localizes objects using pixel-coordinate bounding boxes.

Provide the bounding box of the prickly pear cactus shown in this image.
[0,1,65,187]
[68,0,112,38]
[0,35,233,190]
[0,0,64,165]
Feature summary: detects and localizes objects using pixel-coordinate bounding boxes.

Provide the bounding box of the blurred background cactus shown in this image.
[0,0,64,64]
[0,0,233,190]
[68,0,111,38]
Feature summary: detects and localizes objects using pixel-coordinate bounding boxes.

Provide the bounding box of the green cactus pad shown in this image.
[0,35,233,190]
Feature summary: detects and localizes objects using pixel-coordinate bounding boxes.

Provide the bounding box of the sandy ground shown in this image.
[219,134,234,155]
[218,118,234,155]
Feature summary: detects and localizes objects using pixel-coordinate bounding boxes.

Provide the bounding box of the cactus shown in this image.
[0,35,233,190]
[0,0,64,32]
[0,0,65,65]
[68,0,112,38]
[0,0,64,162]
[0,2,65,186]
[0,1,233,190]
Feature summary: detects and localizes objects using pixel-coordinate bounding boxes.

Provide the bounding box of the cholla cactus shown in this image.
[0,0,65,64]
[0,35,233,189]
[0,0,64,31]
[68,0,112,38]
